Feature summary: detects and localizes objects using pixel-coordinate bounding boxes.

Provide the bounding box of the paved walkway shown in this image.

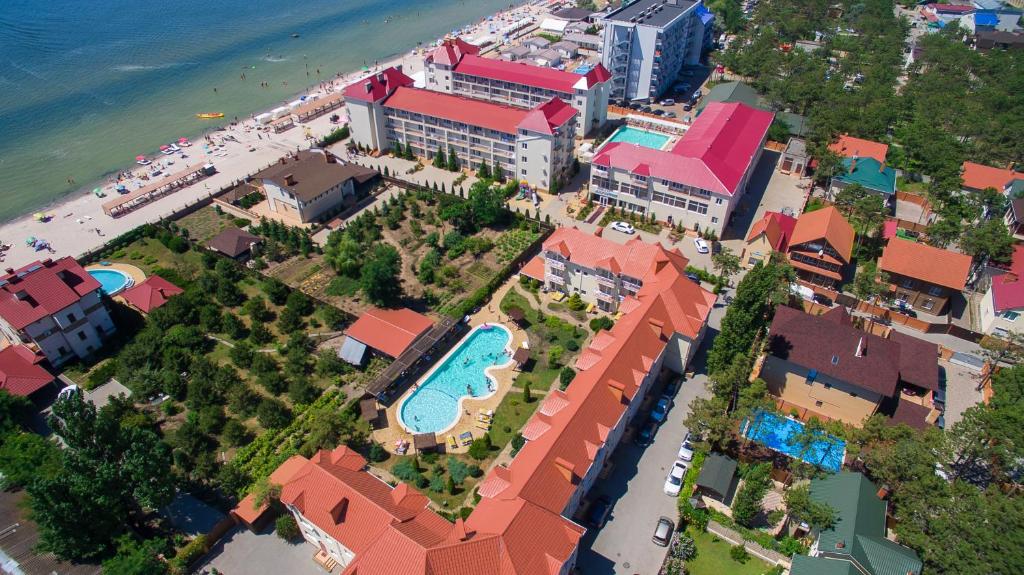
[706,521,790,567]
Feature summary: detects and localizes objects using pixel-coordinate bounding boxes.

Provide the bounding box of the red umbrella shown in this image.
[135,155,146,161]
[159,145,170,151]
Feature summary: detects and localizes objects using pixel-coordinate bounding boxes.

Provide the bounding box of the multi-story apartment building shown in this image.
[423,37,611,136]
[601,0,710,102]
[0,258,115,367]
[878,238,972,315]
[252,149,378,224]
[589,102,773,237]
[260,230,715,575]
[346,67,577,191]
[786,206,855,289]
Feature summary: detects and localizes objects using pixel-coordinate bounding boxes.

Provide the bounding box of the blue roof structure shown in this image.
[696,4,715,25]
[975,11,1000,26]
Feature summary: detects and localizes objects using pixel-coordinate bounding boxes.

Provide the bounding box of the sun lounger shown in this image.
[477,414,492,424]
[478,408,494,417]
[459,431,473,446]
[476,422,491,431]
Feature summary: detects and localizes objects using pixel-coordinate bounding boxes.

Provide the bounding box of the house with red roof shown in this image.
[762,305,940,427]
[261,230,715,574]
[878,238,972,315]
[0,344,55,398]
[741,211,798,268]
[786,206,855,289]
[827,134,889,164]
[0,258,115,367]
[339,307,433,365]
[981,244,1024,337]
[424,38,611,136]
[589,102,774,237]
[118,275,183,315]
[346,67,578,191]
[960,161,1024,194]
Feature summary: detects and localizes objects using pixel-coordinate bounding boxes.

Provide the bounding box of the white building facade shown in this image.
[601,0,708,102]
[0,258,115,367]
[423,38,610,137]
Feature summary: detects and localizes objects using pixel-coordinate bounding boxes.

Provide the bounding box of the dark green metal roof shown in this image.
[698,81,762,111]
[695,453,736,498]
[808,471,923,575]
[790,555,859,575]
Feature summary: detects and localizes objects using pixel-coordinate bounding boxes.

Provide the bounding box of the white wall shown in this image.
[980,287,1023,336]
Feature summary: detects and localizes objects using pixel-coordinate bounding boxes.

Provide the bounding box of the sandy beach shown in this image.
[0,3,548,270]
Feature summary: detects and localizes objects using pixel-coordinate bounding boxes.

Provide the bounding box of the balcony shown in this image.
[595,290,615,302]
[595,274,616,287]
[546,258,566,271]
[545,273,565,285]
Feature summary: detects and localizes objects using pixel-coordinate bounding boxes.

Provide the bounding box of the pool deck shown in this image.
[372,281,528,454]
[85,262,146,286]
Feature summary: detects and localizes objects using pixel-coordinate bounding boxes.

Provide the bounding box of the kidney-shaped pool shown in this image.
[399,323,512,434]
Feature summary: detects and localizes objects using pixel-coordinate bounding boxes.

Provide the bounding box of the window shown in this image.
[805,369,817,384]
[715,197,723,205]
[922,299,935,311]
[999,310,1020,321]
[815,400,824,407]
[58,346,69,356]
[927,285,944,297]
[711,217,718,223]
[521,156,528,162]
[67,313,77,323]
[77,331,87,341]
[521,169,527,176]
[521,142,528,149]
[901,278,916,289]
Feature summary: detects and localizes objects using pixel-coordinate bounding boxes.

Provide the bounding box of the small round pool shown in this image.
[88,269,134,295]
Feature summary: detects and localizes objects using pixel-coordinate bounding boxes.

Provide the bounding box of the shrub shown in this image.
[510,433,526,456]
[169,535,206,574]
[392,458,421,482]
[589,316,614,332]
[429,474,445,493]
[566,293,585,311]
[548,345,564,367]
[448,457,471,484]
[87,360,119,390]
[729,544,750,563]
[565,339,580,352]
[468,438,489,460]
[559,366,576,390]
[368,443,389,462]
[275,515,300,540]
[671,534,696,561]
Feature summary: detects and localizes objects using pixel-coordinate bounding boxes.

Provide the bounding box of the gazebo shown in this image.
[512,347,530,371]
[506,306,526,325]
[413,433,438,453]
[359,398,380,428]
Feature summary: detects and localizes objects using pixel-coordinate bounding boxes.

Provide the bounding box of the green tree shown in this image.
[446,145,459,171]
[101,535,169,575]
[360,244,403,306]
[285,290,314,316]
[476,161,492,179]
[432,146,446,169]
[683,396,733,452]
[249,322,273,345]
[276,514,301,540]
[962,218,1014,270]
[851,261,890,303]
[522,383,532,403]
[0,390,33,434]
[784,484,836,531]
[926,217,962,248]
[0,432,61,488]
[262,278,290,305]
[256,398,292,429]
[711,246,742,287]
[468,438,489,460]
[732,463,772,527]
[29,393,174,561]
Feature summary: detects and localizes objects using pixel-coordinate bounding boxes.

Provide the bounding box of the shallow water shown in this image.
[0,0,520,222]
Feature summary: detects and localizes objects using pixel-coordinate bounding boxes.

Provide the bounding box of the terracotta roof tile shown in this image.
[829,134,889,163]
[788,206,855,262]
[961,161,1023,192]
[0,345,53,396]
[345,307,433,358]
[746,211,798,252]
[119,275,183,313]
[878,239,971,291]
[0,258,101,330]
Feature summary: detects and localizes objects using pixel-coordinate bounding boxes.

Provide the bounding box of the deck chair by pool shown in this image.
[460,431,473,446]
[447,435,459,451]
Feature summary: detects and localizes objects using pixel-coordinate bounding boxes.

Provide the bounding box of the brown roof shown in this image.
[767,306,937,397]
[413,433,438,450]
[888,399,933,431]
[878,239,972,291]
[360,398,380,421]
[789,206,855,262]
[254,149,378,202]
[207,227,262,258]
[512,347,530,365]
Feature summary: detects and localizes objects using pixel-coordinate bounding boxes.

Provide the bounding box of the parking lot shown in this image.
[196,526,328,575]
[939,359,984,428]
[575,298,726,575]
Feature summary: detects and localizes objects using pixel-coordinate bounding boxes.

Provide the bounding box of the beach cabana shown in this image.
[102,163,214,217]
[413,433,438,453]
[359,398,380,427]
[512,347,530,371]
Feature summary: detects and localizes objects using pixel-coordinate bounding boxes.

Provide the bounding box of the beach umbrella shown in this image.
[159,145,170,151]
[25,237,35,245]
[136,155,146,161]
[178,137,188,143]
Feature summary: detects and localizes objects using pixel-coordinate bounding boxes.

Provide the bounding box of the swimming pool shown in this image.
[606,126,671,150]
[88,269,134,295]
[399,324,513,434]
[742,410,846,472]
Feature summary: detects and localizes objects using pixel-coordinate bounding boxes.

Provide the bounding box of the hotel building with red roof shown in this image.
[981,245,1024,338]
[263,229,715,574]
[0,258,115,367]
[423,38,611,137]
[589,102,773,236]
[346,67,577,191]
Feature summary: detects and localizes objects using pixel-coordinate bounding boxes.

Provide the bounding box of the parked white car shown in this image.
[694,238,710,254]
[664,460,689,496]
[610,221,635,234]
[678,444,694,462]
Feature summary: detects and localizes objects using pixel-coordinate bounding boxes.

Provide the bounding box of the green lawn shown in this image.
[685,529,776,575]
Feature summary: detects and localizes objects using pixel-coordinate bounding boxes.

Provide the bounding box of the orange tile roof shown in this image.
[119,275,183,313]
[878,238,972,291]
[345,307,433,358]
[961,161,1023,192]
[788,206,855,263]
[746,211,798,252]
[829,134,889,163]
[520,256,546,281]
[232,454,309,525]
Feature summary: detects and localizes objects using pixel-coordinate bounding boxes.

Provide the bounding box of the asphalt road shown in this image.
[575,292,727,575]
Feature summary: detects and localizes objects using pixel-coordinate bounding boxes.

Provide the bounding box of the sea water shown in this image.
[0,0,520,222]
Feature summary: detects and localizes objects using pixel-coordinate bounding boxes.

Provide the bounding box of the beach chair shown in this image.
[460,431,473,446]
[477,414,492,424]
[478,408,494,417]
[447,435,459,451]
[476,422,491,431]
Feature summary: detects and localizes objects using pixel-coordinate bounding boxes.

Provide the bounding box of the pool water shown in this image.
[606,126,671,150]
[88,269,133,295]
[742,410,846,472]
[399,324,512,434]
